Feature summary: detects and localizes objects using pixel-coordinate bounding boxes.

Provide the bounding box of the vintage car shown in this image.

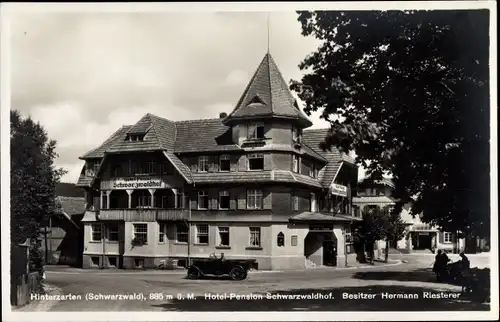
[186,253,257,280]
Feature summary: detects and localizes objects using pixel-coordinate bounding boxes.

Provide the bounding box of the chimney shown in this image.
[219,112,228,119]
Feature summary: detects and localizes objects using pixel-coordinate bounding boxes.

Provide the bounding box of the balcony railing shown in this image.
[98,208,188,221]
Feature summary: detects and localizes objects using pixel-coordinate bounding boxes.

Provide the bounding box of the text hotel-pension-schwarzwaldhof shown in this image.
[77,53,361,270]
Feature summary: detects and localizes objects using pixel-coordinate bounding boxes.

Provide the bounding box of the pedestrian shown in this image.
[433,250,443,281]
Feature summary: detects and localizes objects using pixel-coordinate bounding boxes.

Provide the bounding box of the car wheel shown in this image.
[187,267,200,279]
[229,266,246,281]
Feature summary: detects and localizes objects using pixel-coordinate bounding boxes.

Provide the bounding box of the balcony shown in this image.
[98,208,188,221]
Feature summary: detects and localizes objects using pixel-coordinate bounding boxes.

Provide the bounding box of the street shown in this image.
[21,255,491,312]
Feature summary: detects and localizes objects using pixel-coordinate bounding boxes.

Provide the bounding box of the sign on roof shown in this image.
[112,177,167,190]
[330,183,348,197]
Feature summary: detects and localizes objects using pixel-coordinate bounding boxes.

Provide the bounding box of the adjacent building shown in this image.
[76,53,361,270]
[353,178,465,254]
[41,196,85,267]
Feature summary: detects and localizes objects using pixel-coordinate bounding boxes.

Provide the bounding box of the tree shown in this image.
[291,10,490,240]
[10,110,66,273]
[353,206,407,262]
[353,206,387,263]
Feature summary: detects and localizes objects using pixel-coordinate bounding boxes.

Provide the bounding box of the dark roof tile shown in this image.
[56,196,86,216]
[302,128,355,187]
[224,53,311,127]
[81,126,132,159]
[174,118,241,153]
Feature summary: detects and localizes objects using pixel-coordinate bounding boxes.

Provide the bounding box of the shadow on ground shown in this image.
[150,285,490,311]
[353,268,437,283]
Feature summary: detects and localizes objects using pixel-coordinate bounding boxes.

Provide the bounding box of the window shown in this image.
[133,223,148,244]
[292,155,300,173]
[93,161,100,174]
[91,223,102,242]
[198,156,209,172]
[176,192,185,209]
[277,232,285,247]
[248,153,264,170]
[249,227,261,247]
[196,224,209,244]
[198,190,209,209]
[176,223,189,243]
[86,160,100,177]
[108,257,117,268]
[292,125,302,142]
[128,134,145,142]
[137,191,152,208]
[292,195,299,211]
[248,122,265,139]
[134,258,144,268]
[219,190,230,210]
[159,223,167,243]
[112,164,122,177]
[309,164,316,178]
[218,226,230,247]
[219,155,231,172]
[314,167,319,178]
[91,256,100,267]
[247,189,263,209]
[291,235,298,246]
[138,161,155,175]
[444,232,453,244]
[106,224,119,242]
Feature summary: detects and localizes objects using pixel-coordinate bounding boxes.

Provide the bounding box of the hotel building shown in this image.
[77,53,361,270]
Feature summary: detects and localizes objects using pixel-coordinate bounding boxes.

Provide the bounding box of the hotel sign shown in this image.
[330,183,348,197]
[111,177,166,190]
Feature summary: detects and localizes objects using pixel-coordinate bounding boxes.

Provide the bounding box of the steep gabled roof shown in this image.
[80,114,178,157]
[80,125,133,159]
[223,53,312,127]
[302,128,355,187]
[126,114,154,134]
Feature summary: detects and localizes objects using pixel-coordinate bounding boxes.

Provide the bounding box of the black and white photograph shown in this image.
[1,2,497,321]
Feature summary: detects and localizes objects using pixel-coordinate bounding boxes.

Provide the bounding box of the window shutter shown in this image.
[237,192,246,209]
[230,155,239,172]
[229,193,237,210]
[212,156,219,172]
[239,155,247,171]
[438,232,444,243]
[190,192,197,210]
[263,189,271,209]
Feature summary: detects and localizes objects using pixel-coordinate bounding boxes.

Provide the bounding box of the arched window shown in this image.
[277,232,285,247]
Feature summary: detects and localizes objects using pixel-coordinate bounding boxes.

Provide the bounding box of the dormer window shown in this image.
[198,156,209,172]
[247,123,265,140]
[127,134,145,142]
[219,155,231,172]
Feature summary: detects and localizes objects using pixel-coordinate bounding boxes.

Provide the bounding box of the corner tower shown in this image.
[223,53,312,147]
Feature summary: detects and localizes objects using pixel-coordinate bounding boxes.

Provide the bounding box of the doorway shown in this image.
[322,240,337,267]
[413,232,432,250]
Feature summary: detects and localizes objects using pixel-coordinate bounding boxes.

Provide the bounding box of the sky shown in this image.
[10,10,365,183]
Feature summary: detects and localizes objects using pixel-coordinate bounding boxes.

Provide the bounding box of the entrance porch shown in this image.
[289,212,362,268]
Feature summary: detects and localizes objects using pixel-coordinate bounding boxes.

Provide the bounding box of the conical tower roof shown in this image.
[223,53,312,128]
